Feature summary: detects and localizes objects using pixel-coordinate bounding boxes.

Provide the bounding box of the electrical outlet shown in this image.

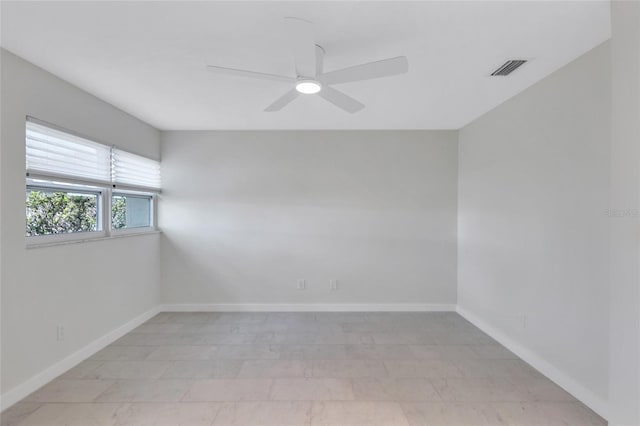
[56,325,65,341]
[329,279,338,291]
[297,279,306,290]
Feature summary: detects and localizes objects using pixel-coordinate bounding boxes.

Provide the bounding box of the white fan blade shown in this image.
[320,56,408,85]
[207,65,295,83]
[318,86,364,113]
[316,45,324,76]
[264,89,299,112]
[285,17,316,78]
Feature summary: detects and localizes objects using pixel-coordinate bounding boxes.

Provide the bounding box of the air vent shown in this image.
[491,59,528,76]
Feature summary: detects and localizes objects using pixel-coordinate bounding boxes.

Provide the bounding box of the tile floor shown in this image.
[1,312,606,425]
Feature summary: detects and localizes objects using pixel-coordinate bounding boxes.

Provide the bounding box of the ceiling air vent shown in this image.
[491,59,528,76]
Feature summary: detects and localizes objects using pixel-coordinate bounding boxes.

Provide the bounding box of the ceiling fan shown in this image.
[206,17,409,113]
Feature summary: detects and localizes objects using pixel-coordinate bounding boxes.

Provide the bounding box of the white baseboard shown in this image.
[160,303,457,312]
[0,305,161,412]
[456,305,609,421]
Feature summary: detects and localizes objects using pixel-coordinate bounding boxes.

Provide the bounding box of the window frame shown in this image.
[25,180,159,247]
[109,189,157,236]
[25,181,107,245]
[25,118,160,247]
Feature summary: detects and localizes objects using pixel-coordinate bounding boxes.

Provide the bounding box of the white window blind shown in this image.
[112,148,161,190]
[26,118,161,191]
[26,119,112,184]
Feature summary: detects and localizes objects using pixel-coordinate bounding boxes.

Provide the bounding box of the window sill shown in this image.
[25,229,161,249]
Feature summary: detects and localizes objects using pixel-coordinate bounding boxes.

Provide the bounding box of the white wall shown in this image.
[608,1,640,425]
[160,131,458,307]
[457,42,611,414]
[0,50,161,402]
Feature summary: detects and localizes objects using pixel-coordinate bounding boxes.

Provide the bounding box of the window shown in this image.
[26,186,102,236]
[112,192,153,230]
[25,117,161,245]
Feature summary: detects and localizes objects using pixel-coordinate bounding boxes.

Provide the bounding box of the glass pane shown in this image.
[26,188,99,236]
[112,193,152,229]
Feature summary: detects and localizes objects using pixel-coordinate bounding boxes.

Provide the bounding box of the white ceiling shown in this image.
[1,1,610,130]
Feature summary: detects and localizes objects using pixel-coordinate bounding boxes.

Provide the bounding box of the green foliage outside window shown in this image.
[26,190,98,236]
[26,190,141,236]
[111,196,127,229]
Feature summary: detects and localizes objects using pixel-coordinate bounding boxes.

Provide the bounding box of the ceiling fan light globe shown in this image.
[295,80,322,94]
